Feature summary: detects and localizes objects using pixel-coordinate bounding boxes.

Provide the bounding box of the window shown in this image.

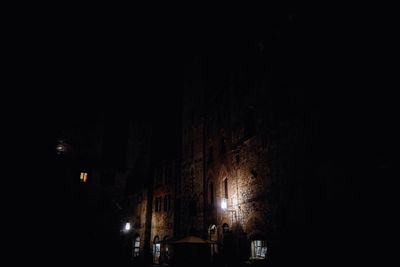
[163,236,170,260]
[164,195,171,212]
[155,168,162,186]
[80,172,88,183]
[251,240,267,259]
[207,147,214,166]
[189,199,197,216]
[133,236,140,257]
[155,197,162,212]
[220,137,226,155]
[153,236,161,264]
[191,141,194,159]
[222,223,229,233]
[208,182,214,205]
[223,178,228,199]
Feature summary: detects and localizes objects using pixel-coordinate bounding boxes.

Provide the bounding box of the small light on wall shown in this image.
[125,222,131,231]
[221,198,227,210]
[56,139,70,154]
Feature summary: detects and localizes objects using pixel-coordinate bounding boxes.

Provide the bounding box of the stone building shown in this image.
[175,33,314,265]
[150,159,180,264]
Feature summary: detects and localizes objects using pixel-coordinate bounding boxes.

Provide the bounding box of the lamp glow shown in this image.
[221,198,227,209]
[125,222,131,231]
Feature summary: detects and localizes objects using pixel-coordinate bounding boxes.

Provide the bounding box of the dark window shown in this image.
[209,182,214,205]
[220,137,226,154]
[207,147,214,166]
[189,199,197,216]
[164,196,168,212]
[236,154,240,164]
[155,197,163,212]
[224,178,228,199]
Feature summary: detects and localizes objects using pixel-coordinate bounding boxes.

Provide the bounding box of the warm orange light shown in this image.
[80,172,88,183]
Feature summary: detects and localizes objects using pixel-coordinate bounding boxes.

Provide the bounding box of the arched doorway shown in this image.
[162,236,170,264]
[222,223,230,233]
[209,225,218,241]
[208,225,219,260]
[153,236,161,264]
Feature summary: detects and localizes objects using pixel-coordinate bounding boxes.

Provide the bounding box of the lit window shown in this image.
[133,236,140,257]
[80,172,88,183]
[251,240,267,259]
[153,236,160,264]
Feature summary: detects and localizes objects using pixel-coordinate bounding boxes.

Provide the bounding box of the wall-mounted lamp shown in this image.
[221,198,228,210]
[124,222,131,231]
[221,198,237,225]
[56,139,70,155]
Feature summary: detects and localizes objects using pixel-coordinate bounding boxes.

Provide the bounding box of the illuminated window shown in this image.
[153,236,160,264]
[251,240,267,259]
[80,172,88,183]
[133,236,140,257]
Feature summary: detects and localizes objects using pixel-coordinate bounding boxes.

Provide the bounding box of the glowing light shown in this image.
[125,222,131,231]
[221,198,227,209]
[56,139,70,154]
[80,172,88,183]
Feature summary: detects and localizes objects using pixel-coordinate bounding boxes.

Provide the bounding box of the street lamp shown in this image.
[125,222,131,231]
[221,198,237,224]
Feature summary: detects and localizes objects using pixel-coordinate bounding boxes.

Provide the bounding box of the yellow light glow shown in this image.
[80,172,88,183]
